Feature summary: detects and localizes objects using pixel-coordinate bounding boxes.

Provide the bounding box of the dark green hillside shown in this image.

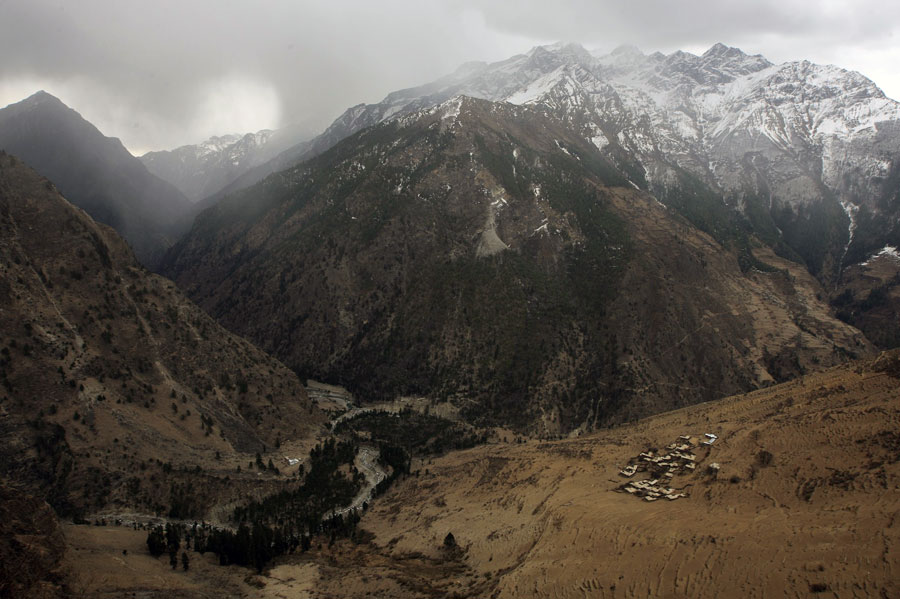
[164,96,869,433]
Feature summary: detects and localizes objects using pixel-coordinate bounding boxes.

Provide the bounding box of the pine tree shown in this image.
[146,525,166,557]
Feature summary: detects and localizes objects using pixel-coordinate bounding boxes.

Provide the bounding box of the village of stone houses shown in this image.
[617,433,719,502]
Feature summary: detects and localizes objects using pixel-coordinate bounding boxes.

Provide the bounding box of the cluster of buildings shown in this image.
[617,433,717,502]
[621,478,687,501]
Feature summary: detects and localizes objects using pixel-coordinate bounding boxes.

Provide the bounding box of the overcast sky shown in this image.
[1,0,898,155]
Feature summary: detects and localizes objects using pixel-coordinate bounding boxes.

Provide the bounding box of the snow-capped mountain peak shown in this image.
[140,128,303,201]
[217,41,899,278]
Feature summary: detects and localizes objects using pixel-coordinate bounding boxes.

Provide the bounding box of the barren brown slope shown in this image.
[52,352,899,598]
[338,351,900,598]
[0,151,325,521]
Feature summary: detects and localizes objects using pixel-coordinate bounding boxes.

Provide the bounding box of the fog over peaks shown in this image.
[1,0,897,153]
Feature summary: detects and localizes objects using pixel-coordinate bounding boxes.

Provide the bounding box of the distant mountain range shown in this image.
[0,91,191,268]
[291,43,900,277]
[2,42,897,431]
[173,42,900,280]
[139,124,312,202]
[163,95,871,432]
[1,39,899,596]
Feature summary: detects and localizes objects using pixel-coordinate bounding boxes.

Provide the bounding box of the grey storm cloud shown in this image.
[1,0,898,154]
[454,0,900,47]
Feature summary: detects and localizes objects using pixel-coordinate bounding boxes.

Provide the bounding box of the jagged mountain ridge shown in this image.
[226,42,899,285]
[164,96,870,433]
[0,151,324,518]
[140,124,312,202]
[0,91,192,268]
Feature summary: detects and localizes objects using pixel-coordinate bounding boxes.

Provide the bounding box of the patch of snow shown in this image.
[591,132,609,150]
[555,140,573,156]
[381,102,406,121]
[668,111,700,140]
[840,199,859,249]
[882,246,900,260]
[505,66,568,105]
[861,245,900,266]
[586,122,609,151]
[442,96,463,122]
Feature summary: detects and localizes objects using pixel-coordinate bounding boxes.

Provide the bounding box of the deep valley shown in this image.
[1,33,900,599]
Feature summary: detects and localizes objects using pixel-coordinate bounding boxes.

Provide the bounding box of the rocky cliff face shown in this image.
[164,97,869,433]
[0,151,324,517]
